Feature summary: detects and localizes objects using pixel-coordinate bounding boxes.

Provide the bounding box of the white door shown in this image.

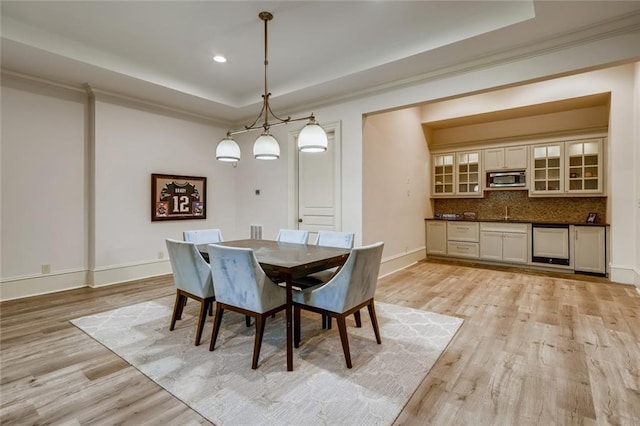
[294,122,341,244]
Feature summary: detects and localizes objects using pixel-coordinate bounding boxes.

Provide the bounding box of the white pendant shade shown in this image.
[298,122,328,153]
[216,136,241,162]
[253,133,280,160]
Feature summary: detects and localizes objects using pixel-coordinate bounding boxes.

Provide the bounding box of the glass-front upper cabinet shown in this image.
[566,139,603,194]
[433,153,455,196]
[530,143,564,195]
[456,151,482,197]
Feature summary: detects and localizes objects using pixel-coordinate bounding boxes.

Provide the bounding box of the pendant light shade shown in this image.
[215,11,325,163]
[298,121,328,153]
[216,135,241,162]
[253,133,280,160]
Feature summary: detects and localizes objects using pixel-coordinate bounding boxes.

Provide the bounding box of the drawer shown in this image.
[480,222,528,233]
[447,222,479,242]
[447,241,479,259]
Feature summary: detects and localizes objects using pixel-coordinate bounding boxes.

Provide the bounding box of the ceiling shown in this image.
[2,1,640,127]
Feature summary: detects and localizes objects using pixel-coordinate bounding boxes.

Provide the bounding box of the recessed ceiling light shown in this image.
[213,55,227,63]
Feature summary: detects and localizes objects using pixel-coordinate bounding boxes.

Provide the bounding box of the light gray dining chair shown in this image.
[293,241,384,369]
[293,230,356,328]
[207,244,287,369]
[183,228,224,244]
[276,229,309,244]
[165,238,215,346]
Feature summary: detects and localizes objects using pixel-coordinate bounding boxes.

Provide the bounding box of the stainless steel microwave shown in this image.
[487,170,526,188]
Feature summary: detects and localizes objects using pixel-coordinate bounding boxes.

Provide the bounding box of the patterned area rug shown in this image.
[71,297,463,425]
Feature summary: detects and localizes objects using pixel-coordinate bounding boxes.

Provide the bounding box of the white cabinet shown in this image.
[483,146,528,171]
[432,151,482,198]
[426,221,447,255]
[566,139,603,194]
[479,223,528,264]
[432,153,455,196]
[574,225,606,275]
[447,222,479,259]
[456,151,482,197]
[530,143,564,195]
[530,138,604,196]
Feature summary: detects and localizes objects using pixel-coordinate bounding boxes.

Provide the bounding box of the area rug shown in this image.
[71,297,463,425]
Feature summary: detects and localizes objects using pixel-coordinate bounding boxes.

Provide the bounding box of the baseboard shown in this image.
[0,270,88,301]
[90,259,172,287]
[0,259,173,302]
[609,264,637,286]
[379,247,426,278]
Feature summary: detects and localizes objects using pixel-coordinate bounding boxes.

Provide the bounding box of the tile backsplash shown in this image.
[433,190,607,223]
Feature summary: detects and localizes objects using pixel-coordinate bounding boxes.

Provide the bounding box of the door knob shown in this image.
[298,218,303,223]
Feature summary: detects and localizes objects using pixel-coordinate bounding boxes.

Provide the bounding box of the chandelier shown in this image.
[215,11,328,162]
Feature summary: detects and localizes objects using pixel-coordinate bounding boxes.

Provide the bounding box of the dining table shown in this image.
[199,239,351,371]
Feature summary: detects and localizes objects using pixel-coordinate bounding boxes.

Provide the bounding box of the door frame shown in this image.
[287,120,342,232]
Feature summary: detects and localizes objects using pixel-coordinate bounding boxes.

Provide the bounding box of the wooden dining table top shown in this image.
[198,239,351,278]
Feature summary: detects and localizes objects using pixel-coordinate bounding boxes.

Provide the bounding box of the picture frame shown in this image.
[151,173,207,221]
[586,212,597,223]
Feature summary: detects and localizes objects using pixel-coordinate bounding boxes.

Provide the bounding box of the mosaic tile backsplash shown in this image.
[433,190,607,224]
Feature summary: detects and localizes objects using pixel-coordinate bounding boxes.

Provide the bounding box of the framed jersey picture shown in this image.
[151,174,207,221]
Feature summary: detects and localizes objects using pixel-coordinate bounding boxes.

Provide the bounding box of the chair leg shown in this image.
[170,291,185,331]
[336,316,352,369]
[194,298,209,346]
[209,305,225,351]
[294,305,301,348]
[245,316,252,327]
[208,301,213,316]
[367,301,382,344]
[354,310,362,328]
[252,315,266,369]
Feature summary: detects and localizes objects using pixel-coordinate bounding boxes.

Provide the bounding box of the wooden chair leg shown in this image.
[170,291,185,331]
[194,299,209,346]
[354,310,362,328]
[367,301,382,344]
[209,305,225,351]
[208,301,213,316]
[252,315,266,369]
[245,316,252,327]
[294,305,301,348]
[336,316,352,369]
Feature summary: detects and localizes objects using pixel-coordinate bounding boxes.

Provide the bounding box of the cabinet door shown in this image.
[456,151,481,196]
[532,227,569,259]
[574,226,606,274]
[530,143,564,195]
[432,154,455,196]
[505,146,528,169]
[483,148,504,171]
[479,231,503,261]
[502,232,528,264]
[426,221,447,255]
[566,139,603,194]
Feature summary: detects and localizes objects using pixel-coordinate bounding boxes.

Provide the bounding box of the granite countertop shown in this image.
[425,218,609,226]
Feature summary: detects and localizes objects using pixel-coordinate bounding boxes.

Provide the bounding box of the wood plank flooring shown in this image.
[1,260,638,425]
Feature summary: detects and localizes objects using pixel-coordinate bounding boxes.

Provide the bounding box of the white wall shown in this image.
[0,80,236,299]
[362,107,429,274]
[1,77,88,299]
[90,98,236,285]
[635,63,640,288]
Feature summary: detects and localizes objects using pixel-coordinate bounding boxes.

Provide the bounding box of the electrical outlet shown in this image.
[41,264,51,274]
[158,251,164,259]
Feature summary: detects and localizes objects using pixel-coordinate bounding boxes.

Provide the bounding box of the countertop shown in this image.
[425,218,609,226]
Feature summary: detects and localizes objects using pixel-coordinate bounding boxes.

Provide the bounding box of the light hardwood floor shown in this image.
[1,260,639,425]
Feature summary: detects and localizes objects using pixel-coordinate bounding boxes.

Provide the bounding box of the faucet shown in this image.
[503,206,511,221]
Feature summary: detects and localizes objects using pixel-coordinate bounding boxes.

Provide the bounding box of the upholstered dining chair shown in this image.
[165,238,215,346]
[293,241,384,369]
[293,230,355,329]
[207,244,287,369]
[183,228,224,244]
[276,229,309,244]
